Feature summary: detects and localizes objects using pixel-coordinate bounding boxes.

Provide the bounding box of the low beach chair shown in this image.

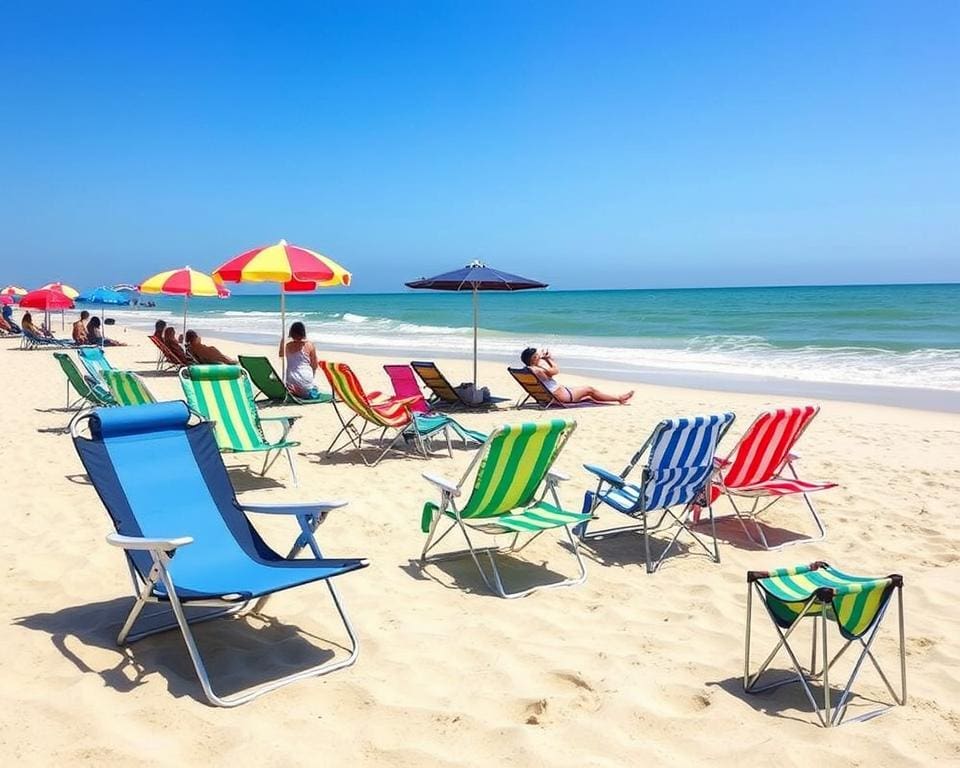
[69,401,368,707]
[77,346,114,386]
[419,418,590,598]
[103,369,158,406]
[410,360,508,409]
[577,413,735,573]
[148,334,189,371]
[179,365,302,486]
[239,355,332,406]
[744,562,906,727]
[320,361,458,466]
[54,352,116,409]
[508,366,605,409]
[709,405,836,549]
[384,364,487,447]
[21,328,76,350]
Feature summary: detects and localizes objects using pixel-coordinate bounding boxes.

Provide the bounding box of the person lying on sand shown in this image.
[520,346,633,404]
[185,330,236,365]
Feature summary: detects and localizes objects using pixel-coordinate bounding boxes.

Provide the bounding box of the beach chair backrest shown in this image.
[410,361,460,404]
[641,413,735,510]
[722,406,819,489]
[508,367,553,406]
[104,370,157,406]
[149,334,188,366]
[55,352,95,398]
[320,361,409,428]
[71,402,270,586]
[459,419,575,519]
[239,355,288,401]
[179,365,269,451]
[78,347,113,382]
[383,364,430,414]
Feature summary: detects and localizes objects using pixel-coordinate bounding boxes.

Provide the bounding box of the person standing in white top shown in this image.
[280,321,321,399]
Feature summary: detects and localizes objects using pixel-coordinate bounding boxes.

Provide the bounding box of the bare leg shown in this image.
[562,385,634,404]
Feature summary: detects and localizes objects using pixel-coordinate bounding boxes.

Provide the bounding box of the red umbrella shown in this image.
[20,289,75,311]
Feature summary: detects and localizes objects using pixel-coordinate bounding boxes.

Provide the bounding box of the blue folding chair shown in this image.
[576,412,735,573]
[77,346,114,386]
[70,401,368,707]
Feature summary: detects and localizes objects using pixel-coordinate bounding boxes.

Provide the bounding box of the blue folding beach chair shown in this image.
[576,412,735,573]
[70,401,368,707]
[77,346,115,386]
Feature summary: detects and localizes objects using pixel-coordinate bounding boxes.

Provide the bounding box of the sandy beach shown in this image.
[2,326,959,767]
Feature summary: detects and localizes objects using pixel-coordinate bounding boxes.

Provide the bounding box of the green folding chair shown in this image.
[103,369,158,406]
[54,352,115,409]
[419,418,591,598]
[744,561,906,727]
[179,365,301,486]
[239,355,332,406]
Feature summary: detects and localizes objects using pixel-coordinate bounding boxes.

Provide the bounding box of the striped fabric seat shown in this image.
[579,412,735,573]
[78,347,114,386]
[179,365,300,486]
[712,406,836,548]
[420,419,590,598]
[103,370,157,406]
[54,352,116,410]
[745,561,906,727]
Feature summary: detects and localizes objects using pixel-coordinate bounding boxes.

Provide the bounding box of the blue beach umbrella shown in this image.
[405,260,548,385]
[77,286,130,335]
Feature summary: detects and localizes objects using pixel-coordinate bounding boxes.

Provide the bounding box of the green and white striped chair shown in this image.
[103,370,158,406]
[419,418,591,598]
[179,365,301,486]
[744,562,906,727]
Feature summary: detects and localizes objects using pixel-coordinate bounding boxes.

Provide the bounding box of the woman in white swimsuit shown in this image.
[521,347,633,404]
[280,321,321,398]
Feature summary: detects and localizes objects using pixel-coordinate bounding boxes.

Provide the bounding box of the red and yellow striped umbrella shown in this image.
[1,285,27,298]
[40,282,80,299]
[139,266,221,334]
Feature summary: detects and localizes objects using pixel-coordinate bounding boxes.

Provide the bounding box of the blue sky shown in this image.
[1,1,957,292]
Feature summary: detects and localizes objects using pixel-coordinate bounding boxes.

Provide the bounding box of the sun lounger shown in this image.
[54,352,116,409]
[238,355,332,406]
[708,406,836,549]
[21,328,80,350]
[179,365,301,486]
[508,366,605,409]
[69,401,368,706]
[148,334,190,371]
[77,347,114,387]
[419,418,591,598]
[103,369,158,406]
[744,562,906,727]
[410,361,508,409]
[577,412,735,573]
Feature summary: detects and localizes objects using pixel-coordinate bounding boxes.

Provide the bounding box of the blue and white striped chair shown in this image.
[576,413,735,573]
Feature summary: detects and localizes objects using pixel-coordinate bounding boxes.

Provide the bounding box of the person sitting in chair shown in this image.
[162,326,187,359]
[520,347,633,404]
[72,310,90,344]
[185,330,236,365]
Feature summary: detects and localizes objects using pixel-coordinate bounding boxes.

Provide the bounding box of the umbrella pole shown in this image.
[280,287,287,380]
[472,287,478,386]
[182,295,188,337]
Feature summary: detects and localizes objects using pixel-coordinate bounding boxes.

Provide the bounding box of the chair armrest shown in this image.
[547,468,570,482]
[583,464,625,488]
[423,473,460,496]
[713,456,731,468]
[239,500,348,516]
[106,533,193,551]
[260,415,302,424]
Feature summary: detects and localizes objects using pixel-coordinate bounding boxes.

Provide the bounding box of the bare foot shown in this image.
[619,391,634,404]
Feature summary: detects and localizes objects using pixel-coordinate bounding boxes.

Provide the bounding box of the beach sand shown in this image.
[2,328,959,767]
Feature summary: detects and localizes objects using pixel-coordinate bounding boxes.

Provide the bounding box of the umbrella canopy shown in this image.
[112,283,141,293]
[78,286,130,305]
[405,260,548,385]
[0,295,12,306]
[40,282,80,299]
[139,266,220,335]
[1,285,27,298]
[213,240,351,377]
[20,288,75,311]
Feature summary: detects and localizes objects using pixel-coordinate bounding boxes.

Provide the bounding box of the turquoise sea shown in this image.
[115,283,960,400]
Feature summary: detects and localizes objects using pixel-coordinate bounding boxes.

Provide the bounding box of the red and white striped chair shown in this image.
[708,405,836,549]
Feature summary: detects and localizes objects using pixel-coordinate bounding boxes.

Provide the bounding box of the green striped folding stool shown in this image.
[179,365,301,486]
[744,561,906,727]
[419,419,591,598]
[103,370,158,406]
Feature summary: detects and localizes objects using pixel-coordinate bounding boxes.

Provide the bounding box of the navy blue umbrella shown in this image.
[406,260,547,384]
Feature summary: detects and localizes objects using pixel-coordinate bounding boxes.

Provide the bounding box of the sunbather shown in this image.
[279,321,322,399]
[72,311,90,344]
[21,312,54,339]
[153,319,167,339]
[87,316,124,346]
[162,326,187,359]
[1,305,20,333]
[520,347,633,404]
[185,330,236,365]
[0,314,14,335]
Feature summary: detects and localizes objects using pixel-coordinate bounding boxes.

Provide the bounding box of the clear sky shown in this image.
[1,1,957,293]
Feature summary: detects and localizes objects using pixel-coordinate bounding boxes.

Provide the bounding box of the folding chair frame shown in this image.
[743,575,906,727]
[419,425,586,599]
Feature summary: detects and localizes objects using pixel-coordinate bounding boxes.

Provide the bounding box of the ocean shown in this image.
[109,283,960,408]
